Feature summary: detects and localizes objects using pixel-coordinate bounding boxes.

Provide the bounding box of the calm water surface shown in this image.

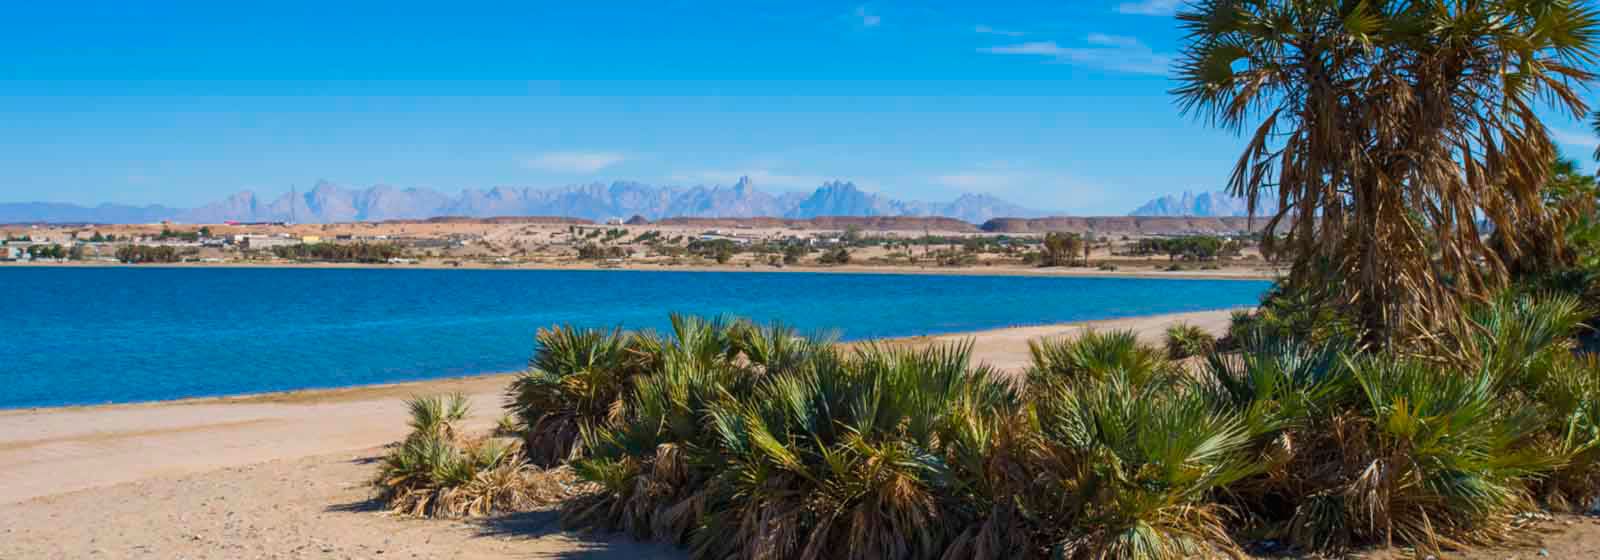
[1,267,1269,408]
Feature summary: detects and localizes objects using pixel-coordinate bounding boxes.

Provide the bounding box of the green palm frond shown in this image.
[1027,329,1175,393]
[405,393,470,442]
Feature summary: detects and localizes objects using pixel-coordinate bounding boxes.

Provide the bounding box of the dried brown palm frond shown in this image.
[1174,0,1600,345]
[373,434,546,519]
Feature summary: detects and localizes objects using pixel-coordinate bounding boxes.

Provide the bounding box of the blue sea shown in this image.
[0,267,1269,409]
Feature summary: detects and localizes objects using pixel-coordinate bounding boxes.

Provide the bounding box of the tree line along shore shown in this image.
[2,217,1282,276]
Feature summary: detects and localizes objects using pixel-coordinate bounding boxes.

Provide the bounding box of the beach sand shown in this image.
[4,308,1595,559]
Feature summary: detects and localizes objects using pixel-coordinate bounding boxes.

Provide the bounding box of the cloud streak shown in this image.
[854,5,881,27]
[980,34,1172,76]
[1551,128,1598,150]
[975,24,1025,37]
[1116,0,1181,16]
[523,151,626,174]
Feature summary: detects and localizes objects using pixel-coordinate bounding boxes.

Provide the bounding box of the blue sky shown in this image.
[2,0,1596,214]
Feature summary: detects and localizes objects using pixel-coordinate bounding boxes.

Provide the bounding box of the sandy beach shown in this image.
[0,309,1237,559]
[6,307,1596,559]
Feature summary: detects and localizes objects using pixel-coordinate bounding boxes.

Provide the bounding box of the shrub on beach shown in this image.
[505,325,654,467]
[373,394,576,518]
[376,294,1600,556]
[1163,322,1216,359]
[535,304,1600,558]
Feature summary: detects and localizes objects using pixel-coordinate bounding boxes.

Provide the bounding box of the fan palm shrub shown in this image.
[562,352,756,544]
[697,342,1018,560]
[1521,352,1600,513]
[1462,292,1588,386]
[1026,329,1175,391]
[506,325,654,467]
[1163,322,1216,359]
[1339,357,1558,552]
[1027,374,1257,559]
[730,319,838,376]
[1461,294,1600,513]
[564,339,1024,560]
[1190,334,1358,548]
[386,303,1600,556]
[405,393,471,442]
[374,394,540,518]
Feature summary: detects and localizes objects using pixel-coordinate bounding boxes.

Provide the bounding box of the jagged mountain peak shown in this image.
[1129,190,1276,218]
[3,179,1051,224]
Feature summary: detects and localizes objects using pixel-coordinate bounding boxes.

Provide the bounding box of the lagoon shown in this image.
[0,267,1269,408]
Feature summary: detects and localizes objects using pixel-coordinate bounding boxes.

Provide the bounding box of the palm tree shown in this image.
[1174,0,1600,343]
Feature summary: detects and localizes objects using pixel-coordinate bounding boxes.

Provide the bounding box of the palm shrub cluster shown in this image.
[507,301,1600,559]
[372,394,545,518]
[506,324,656,467]
[1163,322,1216,359]
[1205,294,1600,554]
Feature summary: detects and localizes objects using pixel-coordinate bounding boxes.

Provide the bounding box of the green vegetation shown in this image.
[155,227,200,242]
[576,243,628,260]
[271,242,403,263]
[1163,322,1215,359]
[630,230,663,244]
[506,325,655,467]
[815,245,851,265]
[1127,236,1242,261]
[686,239,738,263]
[781,243,808,265]
[372,394,547,518]
[25,244,69,260]
[115,245,187,263]
[1038,231,1086,267]
[1174,0,1600,342]
[378,295,1600,557]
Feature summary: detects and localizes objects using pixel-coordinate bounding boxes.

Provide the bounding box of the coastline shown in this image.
[12,306,1594,559]
[0,306,1248,417]
[0,307,1240,506]
[3,258,1281,281]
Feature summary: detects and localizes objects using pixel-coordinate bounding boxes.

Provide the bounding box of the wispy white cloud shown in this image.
[982,41,1064,56]
[1085,33,1141,49]
[1116,0,1181,16]
[523,151,626,174]
[979,34,1172,76]
[974,24,1025,37]
[1550,128,1598,150]
[854,5,881,27]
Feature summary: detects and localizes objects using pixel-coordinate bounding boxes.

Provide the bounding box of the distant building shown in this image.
[698,234,751,245]
[300,235,322,243]
[235,234,298,250]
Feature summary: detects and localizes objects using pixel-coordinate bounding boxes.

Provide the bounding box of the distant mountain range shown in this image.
[1129,190,1278,218]
[0,178,1048,224]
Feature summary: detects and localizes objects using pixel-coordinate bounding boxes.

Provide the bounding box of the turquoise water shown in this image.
[0,267,1268,408]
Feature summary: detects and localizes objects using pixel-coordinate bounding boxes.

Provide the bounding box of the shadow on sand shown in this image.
[474,509,685,559]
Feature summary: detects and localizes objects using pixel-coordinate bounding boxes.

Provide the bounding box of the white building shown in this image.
[234,234,299,250]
